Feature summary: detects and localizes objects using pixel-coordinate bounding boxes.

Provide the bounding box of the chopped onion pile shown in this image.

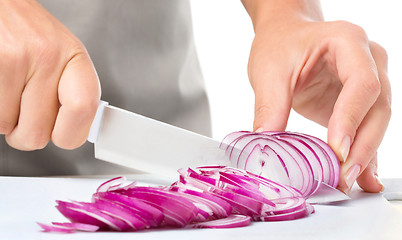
[39,131,340,233]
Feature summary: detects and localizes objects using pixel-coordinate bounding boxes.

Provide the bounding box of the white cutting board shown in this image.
[0,176,401,240]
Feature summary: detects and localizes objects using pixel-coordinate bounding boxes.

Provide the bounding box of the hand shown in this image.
[0,0,100,150]
[247,19,391,194]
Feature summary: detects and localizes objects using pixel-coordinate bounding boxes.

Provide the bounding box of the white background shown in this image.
[190,0,402,178]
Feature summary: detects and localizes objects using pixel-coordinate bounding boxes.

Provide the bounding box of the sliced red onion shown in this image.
[212,187,264,216]
[196,167,305,216]
[96,176,127,193]
[269,132,339,187]
[120,187,198,227]
[91,198,148,231]
[267,132,335,187]
[51,222,100,231]
[188,215,251,229]
[169,186,232,219]
[38,222,99,233]
[253,206,309,222]
[40,131,340,233]
[297,133,339,186]
[262,197,308,215]
[219,131,339,198]
[55,201,126,231]
[93,191,163,227]
[232,136,314,197]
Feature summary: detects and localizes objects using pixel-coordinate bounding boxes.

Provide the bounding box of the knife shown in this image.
[87,101,349,203]
[87,101,231,180]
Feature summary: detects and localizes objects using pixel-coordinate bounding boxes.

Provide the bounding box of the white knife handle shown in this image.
[87,100,109,143]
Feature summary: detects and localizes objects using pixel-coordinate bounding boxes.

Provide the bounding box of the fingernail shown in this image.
[345,164,361,189]
[340,136,351,162]
[374,173,385,192]
[255,127,264,133]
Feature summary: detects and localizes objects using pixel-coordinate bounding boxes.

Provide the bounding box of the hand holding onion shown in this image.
[242,0,391,194]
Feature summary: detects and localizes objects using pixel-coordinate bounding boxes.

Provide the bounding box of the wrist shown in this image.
[242,0,324,32]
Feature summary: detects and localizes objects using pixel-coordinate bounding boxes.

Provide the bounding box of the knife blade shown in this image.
[307,182,350,204]
[88,101,349,203]
[88,101,231,180]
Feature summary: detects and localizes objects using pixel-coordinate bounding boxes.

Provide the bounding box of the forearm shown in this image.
[241,0,324,31]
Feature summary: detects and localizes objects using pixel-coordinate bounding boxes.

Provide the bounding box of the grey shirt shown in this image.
[0,0,211,176]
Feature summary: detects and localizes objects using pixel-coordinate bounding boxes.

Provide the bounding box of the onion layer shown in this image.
[220,131,340,198]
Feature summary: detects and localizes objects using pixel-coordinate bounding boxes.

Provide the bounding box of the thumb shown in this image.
[251,67,293,132]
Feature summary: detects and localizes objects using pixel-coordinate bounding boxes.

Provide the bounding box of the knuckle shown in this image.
[384,104,392,121]
[370,41,388,63]
[253,104,272,129]
[377,96,392,121]
[359,143,377,159]
[344,112,360,133]
[68,97,99,118]
[331,20,368,41]
[254,104,272,116]
[254,103,280,120]
[33,34,84,66]
[352,68,382,98]
[34,37,60,64]
[64,38,88,60]
[363,74,381,97]
[1,45,26,65]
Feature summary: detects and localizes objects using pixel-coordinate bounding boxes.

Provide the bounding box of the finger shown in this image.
[336,42,390,194]
[0,52,27,134]
[336,100,389,194]
[327,37,381,163]
[51,50,100,149]
[356,153,384,193]
[249,56,293,132]
[5,66,60,150]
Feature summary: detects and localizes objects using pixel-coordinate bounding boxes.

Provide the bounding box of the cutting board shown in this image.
[0,176,401,240]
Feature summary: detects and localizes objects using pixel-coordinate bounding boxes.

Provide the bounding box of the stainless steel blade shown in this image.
[307,182,350,204]
[91,103,231,179]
